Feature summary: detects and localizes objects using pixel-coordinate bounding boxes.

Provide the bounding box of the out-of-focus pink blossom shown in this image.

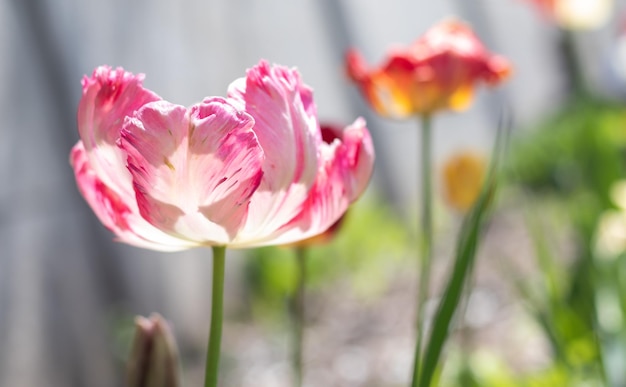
[70,62,374,251]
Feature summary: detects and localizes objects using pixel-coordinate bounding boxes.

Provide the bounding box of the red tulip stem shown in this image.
[411,114,433,387]
[204,246,226,387]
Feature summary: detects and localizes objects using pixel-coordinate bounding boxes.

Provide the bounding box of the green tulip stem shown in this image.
[411,114,434,387]
[204,246,226,387]
[291,247,308,387]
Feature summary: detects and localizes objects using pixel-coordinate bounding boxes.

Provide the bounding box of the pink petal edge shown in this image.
[70,141,196,251]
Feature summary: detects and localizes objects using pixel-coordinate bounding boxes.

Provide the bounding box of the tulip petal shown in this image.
[70,142,196,251]
[339,118,376,198]
[235,118,374,247]
[375,56,422,117]
[448,82,475,111]
[227,61,321,242]
[485,55,512,85]
[77,66,161,197]
[346,49,406,118]
[120,98,264,245]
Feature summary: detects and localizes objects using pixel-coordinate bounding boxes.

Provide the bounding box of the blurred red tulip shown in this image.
[346,19,511,118]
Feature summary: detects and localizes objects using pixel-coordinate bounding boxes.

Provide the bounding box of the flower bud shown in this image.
[127,314,181,387]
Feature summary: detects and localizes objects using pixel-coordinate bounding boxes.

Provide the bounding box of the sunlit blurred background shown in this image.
[5,0,626,386]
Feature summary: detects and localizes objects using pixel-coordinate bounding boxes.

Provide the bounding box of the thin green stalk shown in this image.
[559,28,588,99]
[291,247,308,387]
[411,114,433,386]
[417,106,508,387]
[418,203,482,387]
[204,246,226,387]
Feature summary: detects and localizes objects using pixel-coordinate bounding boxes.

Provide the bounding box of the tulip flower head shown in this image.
[346,19,511,118]
[71,62,374,251]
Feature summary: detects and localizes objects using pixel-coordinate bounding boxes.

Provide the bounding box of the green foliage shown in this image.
[242,97,626,386]
[508,98,626,242]
[418,170,498,386]
[507,98,626,205]
[417,109,507,387]
[429,97,626,387]
[500,98,626,387]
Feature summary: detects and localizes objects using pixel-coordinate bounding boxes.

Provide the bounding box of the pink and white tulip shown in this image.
[70,61,374,251]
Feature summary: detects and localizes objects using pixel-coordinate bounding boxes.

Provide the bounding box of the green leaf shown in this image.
[417,111,509,387]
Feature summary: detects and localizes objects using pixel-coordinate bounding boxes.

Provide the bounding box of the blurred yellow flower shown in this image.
[441,150,487,212]
[594,180,626,260]
[594,211,626,259]
[610,179,626,209]
[528,0,613,30]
